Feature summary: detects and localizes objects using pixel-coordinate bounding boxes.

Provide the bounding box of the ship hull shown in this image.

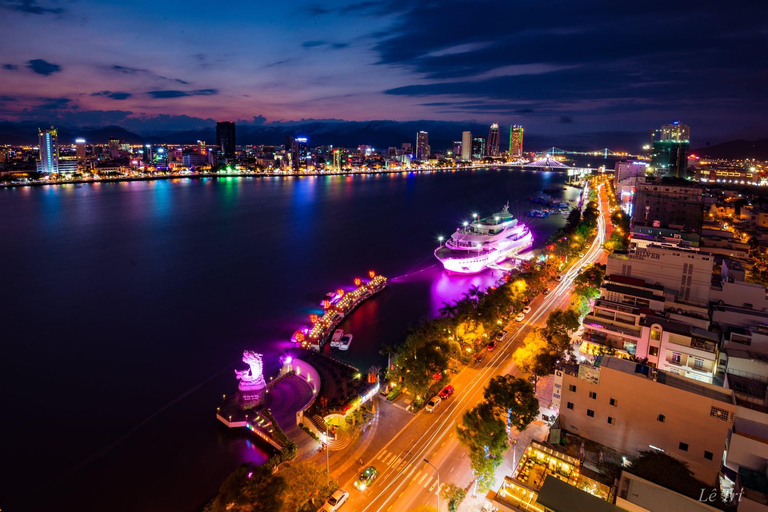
[435,233,533,275]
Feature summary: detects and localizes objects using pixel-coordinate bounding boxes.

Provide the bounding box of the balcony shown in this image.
[583,316,642,339]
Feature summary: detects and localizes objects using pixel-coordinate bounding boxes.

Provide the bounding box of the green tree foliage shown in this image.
[546,309,581,350]
[209,464,286,512]
[390,321,451,401]
[483,375,540,432]
[456,402,508,492]
[280,461,338,512]
[440,483,467,512]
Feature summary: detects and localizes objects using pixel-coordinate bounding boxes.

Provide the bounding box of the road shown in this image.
[340,183,610,512]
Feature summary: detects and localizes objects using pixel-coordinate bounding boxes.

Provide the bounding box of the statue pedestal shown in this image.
[237,376,267,409]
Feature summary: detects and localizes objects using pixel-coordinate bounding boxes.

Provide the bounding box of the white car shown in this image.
[319,489,350,512]
[425,396,442,412]
[515,313,525,322]
[522,306,532,314]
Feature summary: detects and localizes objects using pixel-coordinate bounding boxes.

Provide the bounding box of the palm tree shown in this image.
[439,302,458,319]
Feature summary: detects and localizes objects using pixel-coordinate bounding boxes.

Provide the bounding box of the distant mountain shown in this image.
[0,119,649,153]
[693,139,768,160]
[0,122,144,145]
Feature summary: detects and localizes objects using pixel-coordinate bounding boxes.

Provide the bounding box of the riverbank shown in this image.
[0,163,553,188]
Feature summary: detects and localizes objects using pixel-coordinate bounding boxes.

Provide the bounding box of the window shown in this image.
[679,442,688,451]
[693,358,705,371]
[567,402,574,410]
[657,414,666,423]
[672,352,681,364]
[650,328,661,341]
[587,409,595,417]
[649,346,659,357]
[610,398,617,406]
[589,391,597,399]
[704,451,713,461]
[568,385,577,392]
[710,407,730,421]
[608,417,615,425]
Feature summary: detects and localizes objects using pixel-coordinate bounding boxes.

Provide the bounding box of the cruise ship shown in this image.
[434,204,533,274]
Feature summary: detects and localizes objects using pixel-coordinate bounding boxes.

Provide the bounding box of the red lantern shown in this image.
[322,300,330,309]
[336,288,344,297]
[368,270,376,278]
[354,277,362,286]
[309,314,319,323]
[294,331,305,342]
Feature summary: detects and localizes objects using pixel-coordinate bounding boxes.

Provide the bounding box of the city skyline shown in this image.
[0,0,766,142]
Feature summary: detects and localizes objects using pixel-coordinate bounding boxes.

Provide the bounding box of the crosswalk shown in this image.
[374,449,440,495]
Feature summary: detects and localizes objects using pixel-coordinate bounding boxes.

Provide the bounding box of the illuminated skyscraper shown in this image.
[75,138,86,161]
[416,131,430,160]
[509,125,524,159]
[216,121,236,159]
[37,126,59,173]
[651,121,690,178]
[452,141,462,159]
[291,137,309,172]
[487,123,500,157]
[108,137,120,159]
[461,131,472,161]
[472,136,486,159]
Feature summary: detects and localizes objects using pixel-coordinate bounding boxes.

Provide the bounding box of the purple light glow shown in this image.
[284,356,293,364]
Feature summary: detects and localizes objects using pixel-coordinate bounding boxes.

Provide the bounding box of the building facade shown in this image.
[461,131,472,161]
[554,357,735,483]
[216,121,236,159]
[416,131,430,160]
[37,126,59,173]
[651,121,690,177]
[509,125,523,160]
[631,181,704,233]
[487,123,500,157]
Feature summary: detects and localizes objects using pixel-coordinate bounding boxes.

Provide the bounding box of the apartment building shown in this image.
[554,357,735,483]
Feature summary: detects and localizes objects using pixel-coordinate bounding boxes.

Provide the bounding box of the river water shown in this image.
[0,168,578,511]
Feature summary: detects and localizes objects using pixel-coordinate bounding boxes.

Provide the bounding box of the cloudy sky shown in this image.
[0,0,766,140]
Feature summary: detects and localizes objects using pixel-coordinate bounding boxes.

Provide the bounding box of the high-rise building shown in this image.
[75,138,86,161]
[291,137,309,172]
[472,136,486,160]
[216,121,236,159]
[37,126,59,173]
[108,137,120,159]
[486,123,500,157]
[631,180,704,234]
[461,131,472,161]
[509,125,523,160]
[452,141,462,159]
[651,121,690,178]
[416,131,430,160]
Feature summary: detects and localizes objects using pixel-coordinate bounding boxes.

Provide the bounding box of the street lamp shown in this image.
[438,236,444,246]
[424,459,440,511]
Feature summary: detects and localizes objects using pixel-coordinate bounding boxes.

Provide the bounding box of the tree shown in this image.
[210,464,285,512]
[513,329,562,390]
[440,483,467,512]
[546,309,580,349]
[483,375,540,433]
[456,402,508,492]
[279,461,338,512]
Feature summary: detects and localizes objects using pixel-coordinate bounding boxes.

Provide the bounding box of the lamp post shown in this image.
[424,458,440,511]
[438,236,444,247]
[324,422,330,479]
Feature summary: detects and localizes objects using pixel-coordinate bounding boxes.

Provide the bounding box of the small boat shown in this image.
[527,209,550,218]
[319,292,336,306]
[330,329,344,348]
[339,334,353,351]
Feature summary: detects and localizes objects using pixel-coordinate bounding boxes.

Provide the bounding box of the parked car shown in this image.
[354,466,379,491]
[319,489,350,512]
[439,385,455,399]
[555,275,563,282]
[425,396,442,412]
[543,287,551,295]
[486,340,497,351]
[522,306,532,314]
[515,313,525,322]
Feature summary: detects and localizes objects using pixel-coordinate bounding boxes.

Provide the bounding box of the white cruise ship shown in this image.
[434,204,533,274]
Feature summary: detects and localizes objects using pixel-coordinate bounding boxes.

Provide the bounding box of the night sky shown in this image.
[1,0,766,140]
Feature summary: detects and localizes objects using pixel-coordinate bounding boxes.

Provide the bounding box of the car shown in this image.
[522,306,532,314]
[515,313,525,322]
[543,287,551,295]
[578,252,585,258]
[354,466,379,491]
[495,331,505,340]
[319,489,350,512]
[555,275,563,282]
[425,396,442,412]
[486,340,497,351]
[439,385,455,399]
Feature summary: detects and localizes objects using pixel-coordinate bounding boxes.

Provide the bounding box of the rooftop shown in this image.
[537,475,623,512]
[598,357,734,404]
